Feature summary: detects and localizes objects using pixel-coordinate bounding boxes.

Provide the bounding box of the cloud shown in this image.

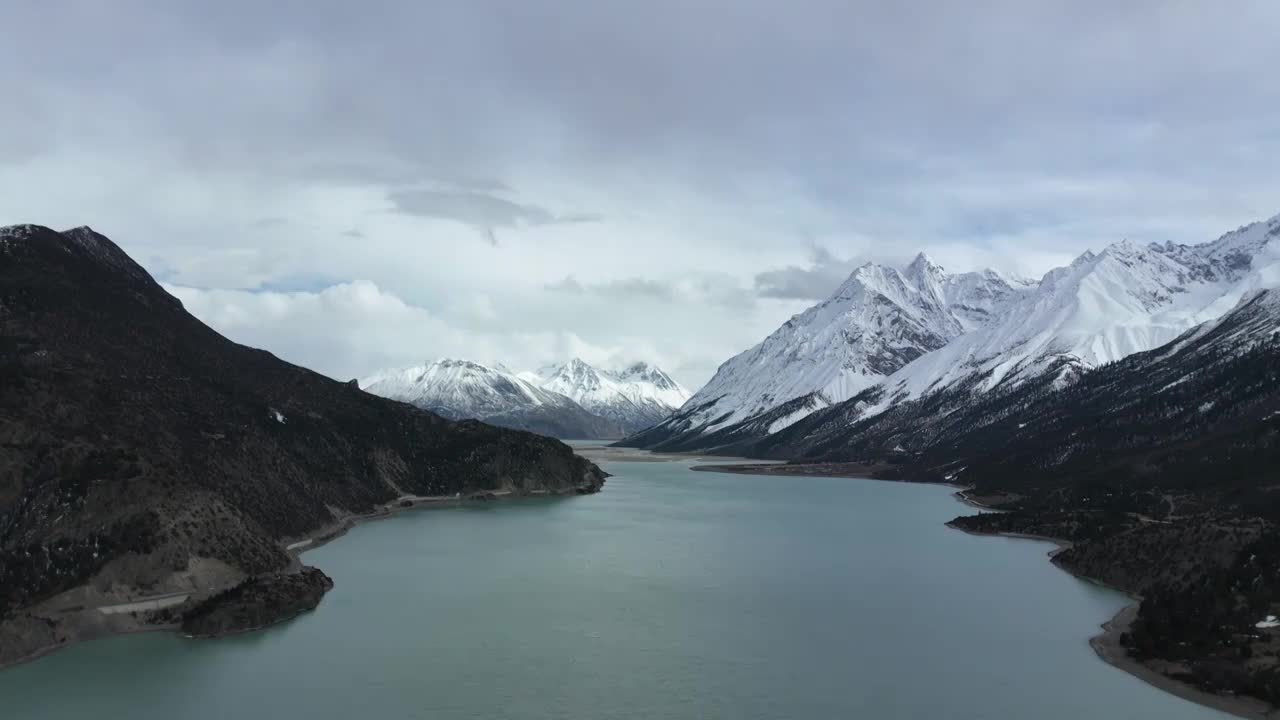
[754,246,861,300]
[388,189,599,245]
[547,273,756,309]
[3,1,1280,389]
[165,280,617,381]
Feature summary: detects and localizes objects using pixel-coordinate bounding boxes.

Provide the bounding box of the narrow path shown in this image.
[55,591,193,616]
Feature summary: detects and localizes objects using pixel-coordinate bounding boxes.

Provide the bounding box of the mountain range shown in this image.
[625,214,1280,454]
[362,358,690,439]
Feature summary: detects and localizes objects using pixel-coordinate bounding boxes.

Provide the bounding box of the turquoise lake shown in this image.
[0,450,1229,719]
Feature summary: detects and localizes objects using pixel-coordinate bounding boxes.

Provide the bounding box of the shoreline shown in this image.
[696,460,1279,720]
[0,483,600,673]
[572,444,783,467]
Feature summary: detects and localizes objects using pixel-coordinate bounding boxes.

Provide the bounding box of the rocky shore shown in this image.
[180,568,335,639]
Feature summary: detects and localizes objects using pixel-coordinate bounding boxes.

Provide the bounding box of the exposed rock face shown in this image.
[181,568,335,638]
[0,224,606,656]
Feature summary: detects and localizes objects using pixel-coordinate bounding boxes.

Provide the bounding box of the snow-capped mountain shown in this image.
[755,285,1280,473]
[523,358,691,435]
[624,213,1280,454]
[624,254,1033,450]
[877,215,1280,407]
[361,357,689,438]
[361,359,626,439]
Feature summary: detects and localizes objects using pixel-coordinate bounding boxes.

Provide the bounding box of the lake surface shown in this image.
[1,448,1229,719]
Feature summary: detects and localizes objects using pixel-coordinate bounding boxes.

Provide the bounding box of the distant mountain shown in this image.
[0,224,605,665]
[623,214,1280,454]
[524,358,691,435]
[622,254,1032,451]
[361,359,627,439]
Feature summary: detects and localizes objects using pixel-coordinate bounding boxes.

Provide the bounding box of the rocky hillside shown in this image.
[0,224,606,663]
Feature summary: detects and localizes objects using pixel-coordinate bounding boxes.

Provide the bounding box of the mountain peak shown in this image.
[906,251,943,276]
[528,357,691,433]
[433,357,490,372]
[2,224,168,301]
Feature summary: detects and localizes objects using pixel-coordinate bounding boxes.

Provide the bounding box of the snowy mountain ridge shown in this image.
[877,214,1280,408]
[361,357,688,438]
[523,358,692,434]
[361,359,562,419]
[633,252,1035,445]
[624,212,1280,452]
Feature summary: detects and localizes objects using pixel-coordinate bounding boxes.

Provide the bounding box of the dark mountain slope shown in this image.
[0,224,605,663]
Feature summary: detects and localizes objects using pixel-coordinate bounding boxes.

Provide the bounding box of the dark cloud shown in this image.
[389,189,599,245]
[546,275,675,301]
[754,246,858,300]
[341,229,365,239]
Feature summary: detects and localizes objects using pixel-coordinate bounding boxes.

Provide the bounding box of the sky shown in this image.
[3,1,1280,389]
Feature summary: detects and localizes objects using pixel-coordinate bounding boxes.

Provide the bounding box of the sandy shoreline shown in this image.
[694,459,1280,720]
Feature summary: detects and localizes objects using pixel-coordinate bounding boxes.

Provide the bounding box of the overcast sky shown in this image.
[3,1,1279,388]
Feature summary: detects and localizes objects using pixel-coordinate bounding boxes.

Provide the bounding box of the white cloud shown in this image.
[164,280,682,384]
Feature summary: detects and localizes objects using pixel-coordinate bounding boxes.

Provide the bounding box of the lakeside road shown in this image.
[687,455,1279,720]
[93,593,191,616]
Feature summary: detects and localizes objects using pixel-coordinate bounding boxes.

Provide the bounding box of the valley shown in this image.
[2,215,1277,717]
[5,6,1276,719]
